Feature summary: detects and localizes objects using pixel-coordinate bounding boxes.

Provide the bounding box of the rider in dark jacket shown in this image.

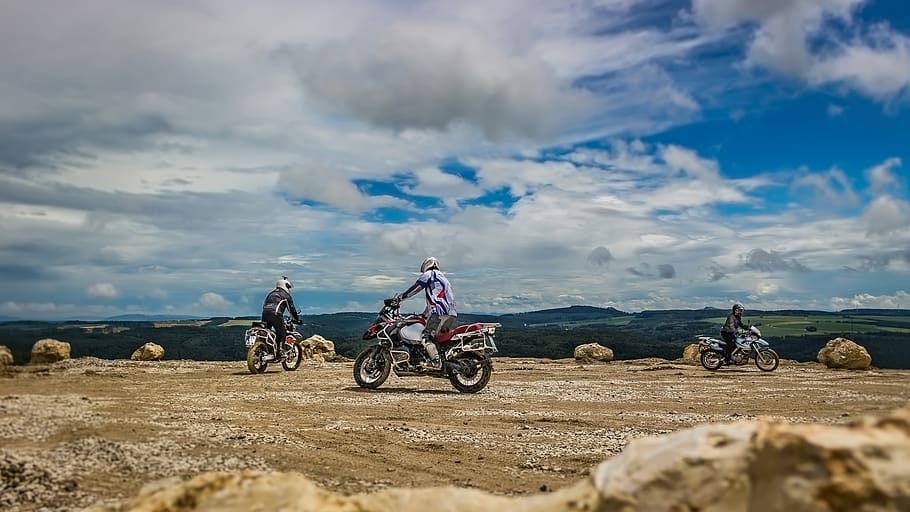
[720,303,747,362]
[261,277,301,359]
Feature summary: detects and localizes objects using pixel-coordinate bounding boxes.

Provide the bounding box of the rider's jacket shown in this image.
[721,312,745,334]
[401,269,457,317]
[262,288,300,321]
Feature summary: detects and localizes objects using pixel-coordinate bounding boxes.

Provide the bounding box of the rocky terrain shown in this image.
[2,356,909,511]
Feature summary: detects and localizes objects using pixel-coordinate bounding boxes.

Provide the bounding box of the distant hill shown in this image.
[103,314,203,322]
[840,309,910,316]
[502,305,629,326]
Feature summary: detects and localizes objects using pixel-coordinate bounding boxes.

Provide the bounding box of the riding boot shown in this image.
[421,340,442,369]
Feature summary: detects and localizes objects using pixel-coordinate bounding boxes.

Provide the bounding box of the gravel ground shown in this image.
[1,356,908,510]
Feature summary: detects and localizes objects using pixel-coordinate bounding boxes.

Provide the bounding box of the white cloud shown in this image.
[290,21,595,139]
[807,26,910,103]
[755,281,781,295]
[791,167,859,206]
[278,164,407,213]
[197,292,232,310]
[692,0,910,103]
[831,290,910,310]
[863,196,910,236]
[360,275,406,288]
[404,167,483,202]
[87,283,119,299]
[865,157,902,194]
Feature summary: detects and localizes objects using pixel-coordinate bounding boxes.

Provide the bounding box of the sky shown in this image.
[1,0,909,320]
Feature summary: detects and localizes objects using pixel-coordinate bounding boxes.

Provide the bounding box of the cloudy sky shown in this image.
[1,0,909,319]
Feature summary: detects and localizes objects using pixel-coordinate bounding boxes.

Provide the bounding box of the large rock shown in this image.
[94,406,910,511]
[681,343,700,363]
[574,342,614,363]
[0,345,13,365]
[300,335,338,362]
[30,338,71,364]
[817,337,872,370]
[131,342,165,361]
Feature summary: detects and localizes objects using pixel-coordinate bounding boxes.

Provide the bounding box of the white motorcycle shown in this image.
[695,325,779,371]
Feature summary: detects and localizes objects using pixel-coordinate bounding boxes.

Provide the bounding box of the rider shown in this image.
[395,256,457,369]
[261,276,302,360]
[720,302,747,363]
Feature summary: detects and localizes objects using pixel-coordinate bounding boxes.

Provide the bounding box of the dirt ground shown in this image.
[2,356,909,511]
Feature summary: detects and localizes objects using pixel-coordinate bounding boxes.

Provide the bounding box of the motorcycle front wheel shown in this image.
[448,353,492,393]
[353,345,391,389]
[246,341,269,374]
[755,348,780,372]
[700,350,724,371]
[282,342,302,371]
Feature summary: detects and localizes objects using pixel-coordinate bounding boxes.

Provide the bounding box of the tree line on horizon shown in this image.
[1,308,909,369]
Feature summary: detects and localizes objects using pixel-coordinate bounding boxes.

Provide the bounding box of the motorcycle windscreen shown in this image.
[399,323,424,343]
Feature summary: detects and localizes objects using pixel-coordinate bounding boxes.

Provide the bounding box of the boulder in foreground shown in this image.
[94,404,910,511]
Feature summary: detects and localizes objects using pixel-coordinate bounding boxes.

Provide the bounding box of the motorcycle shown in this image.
[354,298,501,393]
[695,325,779,371]
[244,316,304,374]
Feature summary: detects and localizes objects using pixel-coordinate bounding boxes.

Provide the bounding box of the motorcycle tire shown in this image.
[755,348,780,372]
[700,350,724,371]
[246,341,269,374]
[282,342,303,371]
[353,345,391,389]
[448,353,492,393]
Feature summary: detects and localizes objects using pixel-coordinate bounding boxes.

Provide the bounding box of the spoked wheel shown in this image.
[700,350,724,371]
[282,342,302,371]
[448,353,492,393]
[755,348,780,372]
[353,345,391,389]
[247,341,269,374]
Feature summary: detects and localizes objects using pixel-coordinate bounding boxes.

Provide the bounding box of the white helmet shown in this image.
[420,257,439,273]
[276,277,293,292]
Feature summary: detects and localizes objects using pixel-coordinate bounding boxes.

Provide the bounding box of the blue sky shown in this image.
[1,0,909,319]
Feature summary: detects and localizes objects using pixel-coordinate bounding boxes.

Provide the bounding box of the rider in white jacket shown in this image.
[396,256,457,369]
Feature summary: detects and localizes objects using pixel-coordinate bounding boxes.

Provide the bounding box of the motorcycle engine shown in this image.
[731,351,747,364]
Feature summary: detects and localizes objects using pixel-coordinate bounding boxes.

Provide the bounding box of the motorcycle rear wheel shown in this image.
[755,348,780,372]
[354,345,391,389]
[246,341,269,374]
[282,342,302,371]
[448,353,492,393]
[700,350,723,371]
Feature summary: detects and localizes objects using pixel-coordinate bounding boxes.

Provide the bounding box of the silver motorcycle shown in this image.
[695,325,779,371]
[243,317,303,374]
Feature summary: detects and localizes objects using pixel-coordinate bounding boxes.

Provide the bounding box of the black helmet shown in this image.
[732,302,744,312]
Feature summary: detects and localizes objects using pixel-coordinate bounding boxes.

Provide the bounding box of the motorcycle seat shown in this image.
[435,323,482,343]
[252,321,268,328]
